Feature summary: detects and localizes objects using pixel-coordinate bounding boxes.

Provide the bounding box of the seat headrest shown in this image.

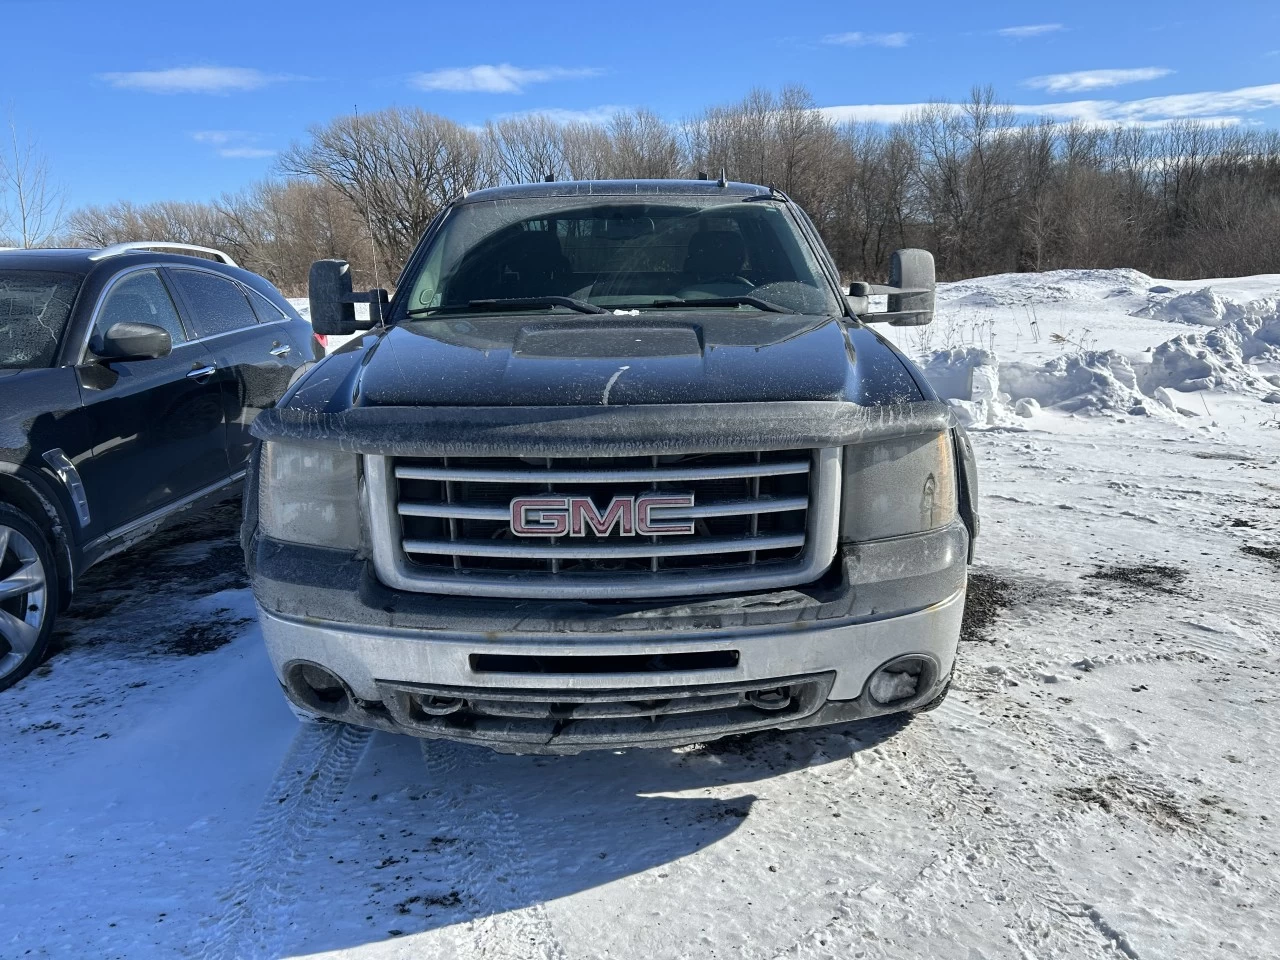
[684,231,746,277]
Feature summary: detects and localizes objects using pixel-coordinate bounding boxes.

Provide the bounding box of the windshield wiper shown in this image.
[405,296,608,318]
[649,296,788,314]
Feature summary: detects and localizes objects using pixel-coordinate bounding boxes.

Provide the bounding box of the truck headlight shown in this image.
[258,443,361,550]
[840,432,957,542]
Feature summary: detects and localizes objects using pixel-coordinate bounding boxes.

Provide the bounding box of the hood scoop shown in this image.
[512,322,703,359]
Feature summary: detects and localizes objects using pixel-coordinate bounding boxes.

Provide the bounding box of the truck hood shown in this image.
[312,312,922,410]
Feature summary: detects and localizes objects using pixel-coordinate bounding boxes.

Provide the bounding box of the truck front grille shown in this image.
[364,447,840,599]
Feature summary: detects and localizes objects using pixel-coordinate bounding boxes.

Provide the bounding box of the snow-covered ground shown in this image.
[3,271,1278,959]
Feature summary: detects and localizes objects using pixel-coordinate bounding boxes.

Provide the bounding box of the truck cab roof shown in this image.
[458,179,776,205]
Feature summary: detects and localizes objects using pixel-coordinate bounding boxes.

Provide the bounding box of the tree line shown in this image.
[56,85,1280,294]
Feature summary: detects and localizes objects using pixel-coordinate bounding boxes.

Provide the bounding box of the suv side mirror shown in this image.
[308,259,387,336]
[846,249,936,327]
[94,321,172,361]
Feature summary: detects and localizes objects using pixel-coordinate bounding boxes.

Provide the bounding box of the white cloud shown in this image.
[1024,67,1174,94]
[411,64,602,94]
[998,24,1065,39]
[819,103,935,124]
[496,105,627,126]
[191,130,275,159]
[822,31,911,48]
[1021,83,1280,124]
[217,146,277,159]
[100,66,287,94]
[819,82,1280,128]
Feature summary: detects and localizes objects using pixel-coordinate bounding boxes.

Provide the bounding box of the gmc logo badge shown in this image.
[510,494,696,537]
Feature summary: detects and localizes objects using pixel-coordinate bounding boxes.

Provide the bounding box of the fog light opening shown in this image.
[867,656,933,707]
[415,694,464,717]
[746,687,793,712]
[287,662,351,713]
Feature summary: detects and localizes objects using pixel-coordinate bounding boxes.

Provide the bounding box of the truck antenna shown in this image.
[717,167,728,188]
[353,104,386,329]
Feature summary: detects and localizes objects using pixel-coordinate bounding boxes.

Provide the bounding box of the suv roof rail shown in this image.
[88,241,239,267]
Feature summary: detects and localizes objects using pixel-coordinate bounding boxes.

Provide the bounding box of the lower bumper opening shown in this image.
[374,673,834,750]
[469,650,740,675]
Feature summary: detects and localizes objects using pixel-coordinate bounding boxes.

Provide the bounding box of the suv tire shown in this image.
[0,503,59,693]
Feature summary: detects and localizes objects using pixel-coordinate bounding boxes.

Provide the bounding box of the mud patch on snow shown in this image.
[394,890,464,915]
[157,612,253,657]
[961,571,1018,643]
[1058,774,1202,833]
[1082,563,1188,596]
[71,499,246,605]
[1240,545,1280,569]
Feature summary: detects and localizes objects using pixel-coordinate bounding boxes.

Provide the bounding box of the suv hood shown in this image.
[315,313,921,409]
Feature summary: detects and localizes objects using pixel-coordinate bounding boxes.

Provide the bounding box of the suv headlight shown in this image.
[258,442,361,550]
[840,432,957,542]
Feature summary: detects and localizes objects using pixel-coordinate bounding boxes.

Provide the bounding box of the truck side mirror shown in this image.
[887,249,935,327]
[846,249,936,327]
[308,260,388,336]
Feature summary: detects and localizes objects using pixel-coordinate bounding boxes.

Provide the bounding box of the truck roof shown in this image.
[459,179,775,204]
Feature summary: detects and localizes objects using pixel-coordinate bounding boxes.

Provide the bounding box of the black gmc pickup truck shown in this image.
[244,179,979,754]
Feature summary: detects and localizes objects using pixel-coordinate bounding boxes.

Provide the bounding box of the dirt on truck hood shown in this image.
[292,312,925,410]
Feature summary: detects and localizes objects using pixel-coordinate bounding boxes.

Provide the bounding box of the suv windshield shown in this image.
[402,197,843,317]
[0,270,82,369]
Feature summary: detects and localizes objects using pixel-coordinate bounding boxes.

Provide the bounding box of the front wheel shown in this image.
[0,504,59,693]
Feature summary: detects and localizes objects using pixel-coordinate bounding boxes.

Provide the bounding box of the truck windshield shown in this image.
[0,270,82,369]
[402,197,843,317]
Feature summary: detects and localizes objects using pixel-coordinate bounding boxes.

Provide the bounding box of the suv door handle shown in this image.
[269,344,292,357]
[186,363,217,381]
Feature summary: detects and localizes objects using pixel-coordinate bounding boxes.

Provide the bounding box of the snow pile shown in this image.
[919,348,1019,427]
[941,268,1152,308]
[920,345,1172,424]
[1003,350,1164,417]
[1134,287,1253,327]
[1145,311,1280,394]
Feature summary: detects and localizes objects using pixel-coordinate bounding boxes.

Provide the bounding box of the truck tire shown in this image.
[0,503,59,693]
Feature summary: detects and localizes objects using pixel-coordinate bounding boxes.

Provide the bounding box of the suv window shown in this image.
[244,286,288,324]
[169,269,259,338]
[94,270,187,350]
[0,270,82,369]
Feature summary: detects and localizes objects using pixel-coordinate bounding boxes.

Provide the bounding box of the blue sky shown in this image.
[6,0,1280,210]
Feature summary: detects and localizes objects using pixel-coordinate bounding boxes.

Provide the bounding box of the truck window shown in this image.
[403,198,842,317]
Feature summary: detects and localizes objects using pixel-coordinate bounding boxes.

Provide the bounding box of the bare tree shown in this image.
[281,107,491,277]
[0,116,66,248]
[486,114,569,184]
[60,83,1280,290]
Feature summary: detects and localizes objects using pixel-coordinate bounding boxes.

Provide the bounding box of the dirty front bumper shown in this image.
[252,521,968,754]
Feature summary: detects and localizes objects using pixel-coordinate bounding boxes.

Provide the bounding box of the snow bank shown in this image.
[940,268,1153,308]
[914,277,1280,427]
[1135,287,1262,327]
[1002,350,1161,416]
[920,346,1163,425]
[1145,312,1280,394]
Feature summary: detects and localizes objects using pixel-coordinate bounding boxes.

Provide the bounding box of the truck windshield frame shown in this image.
[396,196,845,320]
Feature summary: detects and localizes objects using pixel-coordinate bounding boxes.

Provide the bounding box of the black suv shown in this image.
[0,242,318,690]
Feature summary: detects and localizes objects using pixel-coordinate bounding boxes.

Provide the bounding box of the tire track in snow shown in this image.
[417,740,566,960]
[762,719,1120,960]
[945,689,1280,893]
[199,722,371,960]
